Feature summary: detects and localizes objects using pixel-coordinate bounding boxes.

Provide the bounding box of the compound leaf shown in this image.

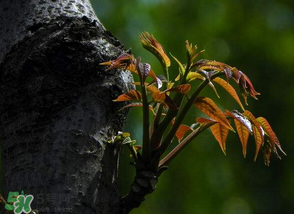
[194,97,233,131]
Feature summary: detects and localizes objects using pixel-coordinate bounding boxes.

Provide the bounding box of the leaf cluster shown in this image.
[101,32,285,169]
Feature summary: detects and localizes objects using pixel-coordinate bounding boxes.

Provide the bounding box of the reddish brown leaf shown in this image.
[147,85,177,109]
[119,103,155,115]
[257,117,286,156]
[234,119,250,158]
[196,117,216,125]
[194,97,234,131]
[205,60,227,68]
[113,90,142,102]
[167,84,191,95]
[238,71,260,105]
[170,119,192,142]
[252,125,264,161]
[186,72,205,82]
[213,77,245,111]
[225,110,252,158]
[100,53,137,73]
[243,110,264,161]
[225,110,252,132]
[148,69,163,88]
[241,72,260,99]
[140,32,170,68]
[210,123,229,155]
[176,124,192,142]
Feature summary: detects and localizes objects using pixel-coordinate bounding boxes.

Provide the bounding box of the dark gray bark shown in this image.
[0,0,132,213]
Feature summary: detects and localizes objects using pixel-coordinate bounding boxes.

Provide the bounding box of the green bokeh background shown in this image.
[91,0,294,213]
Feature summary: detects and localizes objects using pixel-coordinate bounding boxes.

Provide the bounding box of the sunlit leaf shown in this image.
[210,123,229,155]
[140,32,171,69]
[225,110,252,133]
[175,73,181,82]
[186,40,204,63]
[213,77,245,111]
[186,72,205,82]
[176,124,192,142]
[194,97,234,131]
[205,60,227,68]
[170,119,192,142]
[147,85,160,95]
[257,117,286,156]
[120,103,156,115]
[243,110,264,161]
[252,125,264,161]
[170,53,185,74]
[208,82,220,98]
[199,65,222,72]
[145,68,163,89]
[167,84,191,95]
[234,119,250,158]
[113,90,142,102]
[147,85,177,109]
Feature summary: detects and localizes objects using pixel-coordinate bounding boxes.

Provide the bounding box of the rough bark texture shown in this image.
[0,0,132,213]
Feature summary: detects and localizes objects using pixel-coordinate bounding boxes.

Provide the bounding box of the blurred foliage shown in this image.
[92,0,294,213]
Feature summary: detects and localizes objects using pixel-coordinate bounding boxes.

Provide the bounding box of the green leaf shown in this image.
[170,53,185,74]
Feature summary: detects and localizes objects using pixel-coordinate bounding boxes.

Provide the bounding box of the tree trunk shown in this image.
[0,1,131,213]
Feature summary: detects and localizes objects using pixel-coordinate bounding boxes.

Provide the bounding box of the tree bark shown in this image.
[0,0,131,213]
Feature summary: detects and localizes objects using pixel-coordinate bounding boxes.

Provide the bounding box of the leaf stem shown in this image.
[159,72,223,155]
[141,83,150,162]
[154,60,191,131]
[158,78,209,154]
[136,58,151,163]
[149,104,164,150]
[159,123,214,167]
